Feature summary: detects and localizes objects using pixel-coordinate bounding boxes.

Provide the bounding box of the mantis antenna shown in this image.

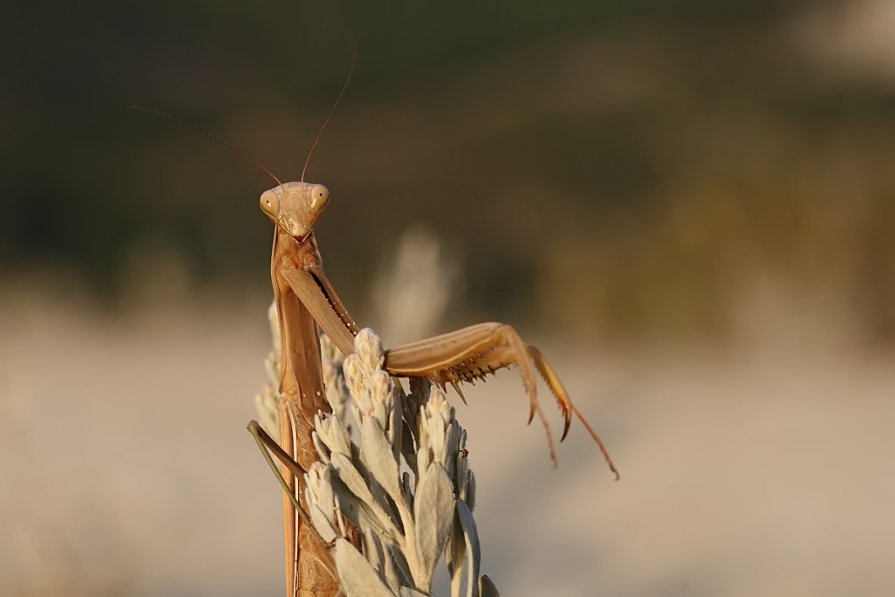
[300,53,357,182]
[127,105,284,188]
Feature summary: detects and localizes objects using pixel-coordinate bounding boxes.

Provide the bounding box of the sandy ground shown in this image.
[1,293,893,597]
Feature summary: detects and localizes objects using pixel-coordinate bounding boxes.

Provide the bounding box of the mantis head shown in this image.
[260,182,330,241]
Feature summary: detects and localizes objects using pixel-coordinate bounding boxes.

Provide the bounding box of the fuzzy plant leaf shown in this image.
[305,463,339,543]
[463,470,476,512]
[334,538,396,597]
[331,452,377,507]
[479,576,499,597]
[364,529,404,590]
[457,500,481,597]
[414,463,455,582]
[361,415,403,504]
[315,411,353,458]
[309,504,338,544]
[447,508,466,597]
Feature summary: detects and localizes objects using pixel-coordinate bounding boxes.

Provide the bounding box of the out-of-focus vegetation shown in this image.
[3,0,893,344]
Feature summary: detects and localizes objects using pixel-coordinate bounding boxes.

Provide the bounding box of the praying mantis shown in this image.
[250,181,620,595]
[227,76,619,596]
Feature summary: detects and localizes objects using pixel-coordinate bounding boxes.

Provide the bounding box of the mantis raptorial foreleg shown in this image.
[385,322,619,470]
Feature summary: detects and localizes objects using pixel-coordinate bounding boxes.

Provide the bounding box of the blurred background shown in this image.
[2,1,894,595]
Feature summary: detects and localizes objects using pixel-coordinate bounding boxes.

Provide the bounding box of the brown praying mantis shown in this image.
[250,183,620,596]
[140,72,618,595]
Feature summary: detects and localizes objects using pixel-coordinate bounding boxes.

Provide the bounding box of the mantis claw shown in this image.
[451,380,468,405]
[561,411,572,442]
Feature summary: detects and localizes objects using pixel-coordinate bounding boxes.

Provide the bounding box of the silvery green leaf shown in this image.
[457,500,481,597]
[447,508,466,597]
[386,543,414,588]
[371,370,393,401]
[356,501,393,540]
[401,425,419,476]
[333,538,396,597]
[382,541,404,591]
[402,381,422,447]
[401,472,414,510]
[316,412,353,457]
[361,416,402,504]
[429,419,446,467]
[398,588,429,597]
[312,430,331,464]
[309,504,338,543]
[465,471,476,512]
[454,446,469,498]
[370,370,393,431]
[413,464,455,584]
[429,389,451,422]
[479,575,499,597]
[331,452,376,506]
[330,475,362,525]
[366,528,404,591]
[417,418,431,475]
[336,500,349,537]
[422,394,450,465]
[306,463,336,514]
[393,378,407,400]
[362,527,385,576]
[389,383,404,457]
[444,420,460,478]
[369,478,401,534]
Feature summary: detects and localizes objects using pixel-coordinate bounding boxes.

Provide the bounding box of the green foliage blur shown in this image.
[3,0,893,343]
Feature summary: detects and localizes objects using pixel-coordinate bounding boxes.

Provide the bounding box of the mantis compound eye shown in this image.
[260,190,280,219]
[309,184,330,210]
